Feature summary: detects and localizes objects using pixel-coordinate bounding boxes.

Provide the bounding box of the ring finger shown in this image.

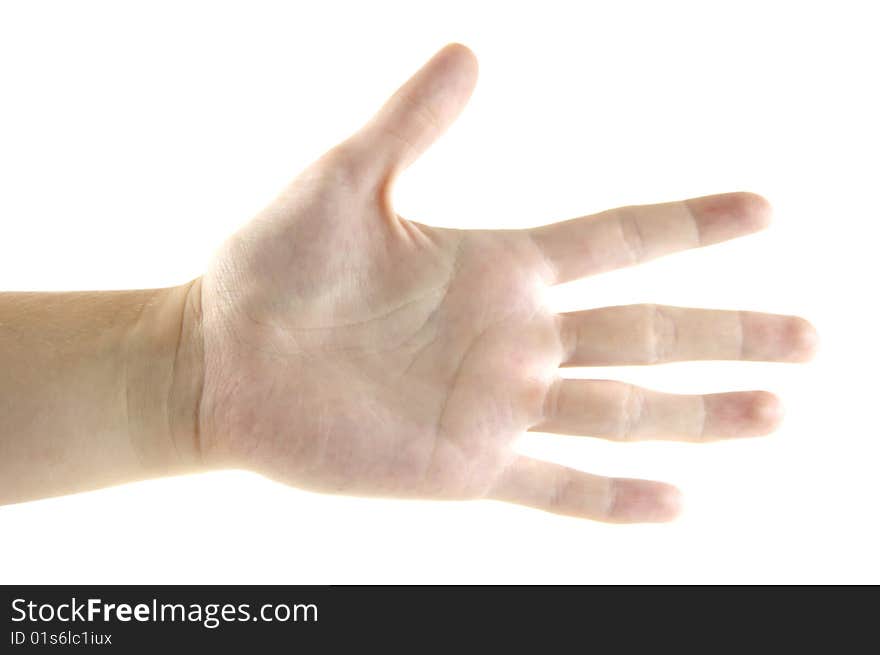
[534,379,783,442]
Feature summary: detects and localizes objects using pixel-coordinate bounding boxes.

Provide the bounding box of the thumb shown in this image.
[348,43,479,182]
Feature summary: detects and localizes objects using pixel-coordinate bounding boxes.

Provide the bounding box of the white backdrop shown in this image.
[0,0,877,583]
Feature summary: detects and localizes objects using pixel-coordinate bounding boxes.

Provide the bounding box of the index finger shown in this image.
[527,192,772,284]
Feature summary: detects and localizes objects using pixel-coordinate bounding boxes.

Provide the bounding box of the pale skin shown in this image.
[0,44,817,521]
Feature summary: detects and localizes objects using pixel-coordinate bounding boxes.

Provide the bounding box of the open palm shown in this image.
[198,45,815,522]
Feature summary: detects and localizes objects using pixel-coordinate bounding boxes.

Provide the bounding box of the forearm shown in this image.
[0,280,205,504]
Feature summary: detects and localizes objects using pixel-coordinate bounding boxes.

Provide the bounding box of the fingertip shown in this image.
[434,43,479,94]
[741,312,819,364]
[731,191,773,232]
[688,191,773,244]
[705,390,784,438]
[363,42,479,176]
[654,484,684,521]
[441,42,479,72]
[609,479,683,523]
[786,317,819,362]
[747,390,785,435]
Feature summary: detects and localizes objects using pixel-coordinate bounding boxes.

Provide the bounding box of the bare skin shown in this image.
[0,44,816,521]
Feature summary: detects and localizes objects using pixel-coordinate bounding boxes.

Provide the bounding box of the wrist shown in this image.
[125,278,206,476]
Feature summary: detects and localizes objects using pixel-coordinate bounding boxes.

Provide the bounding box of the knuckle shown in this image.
[619,384,645,441]
[646,304,677,364]
[556,314,578,363]
[318,141,372,192]
[617,208,646,264]
[548,473,579,512]
[539,377,564,427]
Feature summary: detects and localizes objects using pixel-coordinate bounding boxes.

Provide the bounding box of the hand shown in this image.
[196,44,816,522]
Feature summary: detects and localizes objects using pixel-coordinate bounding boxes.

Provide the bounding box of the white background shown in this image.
[0,0,877,583]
